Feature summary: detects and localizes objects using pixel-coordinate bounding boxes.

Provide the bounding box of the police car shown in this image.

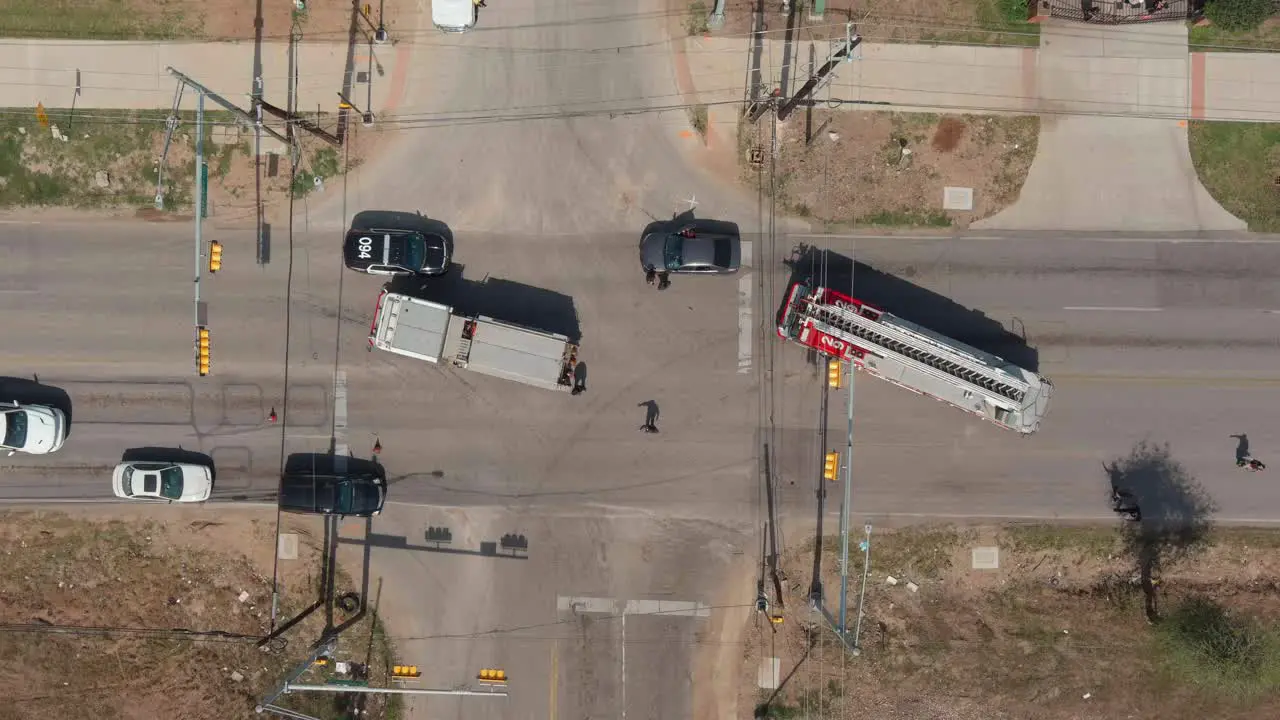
[343,227,451,276]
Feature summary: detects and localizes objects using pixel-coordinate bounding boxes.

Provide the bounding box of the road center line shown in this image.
[333,370,348,456]
[1062,306,1163,312]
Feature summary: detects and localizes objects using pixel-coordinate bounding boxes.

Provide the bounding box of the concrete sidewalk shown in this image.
[0,40,411,115]
[684,25,1273,231]
[685,34,1280,121]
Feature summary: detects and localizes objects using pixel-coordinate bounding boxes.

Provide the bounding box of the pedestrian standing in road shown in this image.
[473,0,486,7]
[645,268,657,286]
[640,423,659,433]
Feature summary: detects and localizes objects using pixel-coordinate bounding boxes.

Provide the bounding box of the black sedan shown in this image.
[639,221,741,275]
[343,227,451,276]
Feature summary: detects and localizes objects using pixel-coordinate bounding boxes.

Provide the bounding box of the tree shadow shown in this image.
[1104,440,1217,623]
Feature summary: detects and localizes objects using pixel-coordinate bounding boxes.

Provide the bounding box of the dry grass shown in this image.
[747,110,1038,228]
[0,508,400,720]
[744,524,1280,720]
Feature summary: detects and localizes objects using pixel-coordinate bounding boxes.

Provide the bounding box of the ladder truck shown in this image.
[777,281,1053,434]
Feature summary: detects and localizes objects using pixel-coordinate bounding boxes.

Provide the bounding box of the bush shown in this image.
[1204,0,1274,32]
[1156,596,1280,698]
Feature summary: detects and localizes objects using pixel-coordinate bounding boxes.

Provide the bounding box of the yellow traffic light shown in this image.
[827,359,842,388]
[478,668,507,684]
[823,452,839,481]
[208,241,223,273]
[197,327,210,376]
[391,665,421,679]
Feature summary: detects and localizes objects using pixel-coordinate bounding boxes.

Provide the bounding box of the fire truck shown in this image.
[368,291,580,393]
[777,281,1053,434]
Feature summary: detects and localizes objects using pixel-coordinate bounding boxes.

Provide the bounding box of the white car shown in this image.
[1,402,68,456]
[112,462,213,503]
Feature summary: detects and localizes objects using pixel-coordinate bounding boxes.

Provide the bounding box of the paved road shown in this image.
[5,218,1280,715]
[304,0,758,234]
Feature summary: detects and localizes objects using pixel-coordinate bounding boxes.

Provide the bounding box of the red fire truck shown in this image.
[777,281,1053,434]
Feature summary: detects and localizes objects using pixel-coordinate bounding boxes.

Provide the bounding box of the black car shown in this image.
[639,220,741,275]
[279,453,386,517]
[343,227,451,276]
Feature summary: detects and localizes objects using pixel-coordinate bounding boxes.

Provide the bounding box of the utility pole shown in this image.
[777,28,861,121]
[194,90,205,332]
[837,366,854,634]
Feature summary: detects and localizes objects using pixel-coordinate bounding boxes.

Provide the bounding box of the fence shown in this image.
[1035,0,1206,24]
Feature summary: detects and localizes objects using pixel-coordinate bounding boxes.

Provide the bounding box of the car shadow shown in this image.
[385,265,582,345]
[0,375,74,436]
[122,447,218,482]
[782,245,1040,372]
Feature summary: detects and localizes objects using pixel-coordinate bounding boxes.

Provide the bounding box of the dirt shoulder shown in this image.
[0,507,401,720]
[742,110,1038,230]
[744,524,1280,720]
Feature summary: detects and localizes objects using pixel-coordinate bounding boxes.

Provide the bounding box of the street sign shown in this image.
[199,162,209,218]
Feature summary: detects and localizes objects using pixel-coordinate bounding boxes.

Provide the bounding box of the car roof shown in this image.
[344,228,417,270]
[678,234,734,267]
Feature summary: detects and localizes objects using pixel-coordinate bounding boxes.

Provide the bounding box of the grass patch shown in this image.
[0,0,198,39]
[831,526,968,581]
[292,146,347,198]
[688,103,709,139]
[1156,595,1280,699]
[0,108,235,208]
[999,524,1122,558]
[1189,18,1280,51]
[913,0,1041,47]
[685,0,709,36]
[1188,120,1280,232]
[860,209,953,227]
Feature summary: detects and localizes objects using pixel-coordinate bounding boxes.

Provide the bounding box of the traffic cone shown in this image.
[373,438,382,455]
[268,407,278,424]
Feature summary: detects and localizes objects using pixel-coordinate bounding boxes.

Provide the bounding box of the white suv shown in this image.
[1,402,68,456]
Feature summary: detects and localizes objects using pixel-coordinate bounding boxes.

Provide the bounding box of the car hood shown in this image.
[432,0,476,29]
[638,234,666,272]
[178,465,214,502]
[17,406,65,453]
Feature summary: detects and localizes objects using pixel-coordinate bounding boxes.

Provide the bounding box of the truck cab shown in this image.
[432,0,477,32]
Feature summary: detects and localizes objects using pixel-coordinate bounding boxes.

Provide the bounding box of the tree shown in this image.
[1204,0,1274,33]
[1103,441,1217,622]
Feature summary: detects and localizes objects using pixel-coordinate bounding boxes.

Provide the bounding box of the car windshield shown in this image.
[663,235,684,271]
[402,235,426,271]
[158,467,184,500]
[3,410,27,448]
[334,482,355,514]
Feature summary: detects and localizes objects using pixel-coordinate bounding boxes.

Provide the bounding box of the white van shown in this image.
[432,0,478,32]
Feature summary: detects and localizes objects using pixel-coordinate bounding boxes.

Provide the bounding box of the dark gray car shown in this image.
[639,222,741,275]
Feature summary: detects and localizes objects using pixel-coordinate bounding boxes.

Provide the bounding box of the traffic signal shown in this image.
[827,359,842,388]
[197,327,210,376]
[208,240,223,273]
[823,452,839,481]
[391,665,421,679]
[478,668,508,685]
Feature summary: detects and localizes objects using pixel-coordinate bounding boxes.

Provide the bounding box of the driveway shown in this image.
[975,21,1245,233]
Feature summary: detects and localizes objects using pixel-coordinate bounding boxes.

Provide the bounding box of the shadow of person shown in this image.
[1231,434,1250,462]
